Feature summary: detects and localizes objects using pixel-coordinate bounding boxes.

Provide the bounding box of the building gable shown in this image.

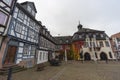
[20,1,37,17]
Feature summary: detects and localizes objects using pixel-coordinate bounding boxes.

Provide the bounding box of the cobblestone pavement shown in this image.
[1,61,120,80]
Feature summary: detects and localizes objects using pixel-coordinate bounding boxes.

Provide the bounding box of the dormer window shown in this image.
[32,10,35,16]
[86,34,89,38]
[93,34,96,38]
[100,34,104,38]
[18,10,24,20]
[60,40,62,43]
[27,5,32,13]
[79,35,82,38]
[66,40,69,43]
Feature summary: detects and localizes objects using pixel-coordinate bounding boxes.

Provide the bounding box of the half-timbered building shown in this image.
[0,0,17,68]
[3,1,40,68]
[37,25,56,64]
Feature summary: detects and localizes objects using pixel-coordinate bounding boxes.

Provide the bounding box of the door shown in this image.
[100,52,107,60]
[84,53,91,61]
[4,46,17,64]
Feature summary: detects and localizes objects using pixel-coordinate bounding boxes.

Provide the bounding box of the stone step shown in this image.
[0,64,27,75]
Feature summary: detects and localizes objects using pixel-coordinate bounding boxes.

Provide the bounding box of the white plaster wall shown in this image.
[37,50,48,64]
[83,46,116,60]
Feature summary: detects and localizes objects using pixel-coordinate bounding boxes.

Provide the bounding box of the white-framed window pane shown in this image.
[18,47,23,53]
[15,22,23,33]
[3,0,12,6]
[0,11,8,26]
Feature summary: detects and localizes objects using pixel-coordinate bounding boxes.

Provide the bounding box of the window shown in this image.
[23,44,29,55]
[0,11,8,26]
[99,41,104,47]
[100,34,104,38]
[29,19,34,27]
[46,53,48,59]
[27,6,32,12]
[31,46,35,55]
[18,10,24,20]
[109,52,112,58]
[28,29,34,38]
[118,45,120,50]
[105,41,110,47]
[60,40,62,43]
[79,35,82,38]
[86,34,89,38]
[32,10,35,16]
[43,53,45,60]
[43,29,45,34]
[84,42,89,47]
[15,22,23,33]
[39,52,42,60]
[3,0,12,6]
[93,34,96,38]
[66,40,69,43]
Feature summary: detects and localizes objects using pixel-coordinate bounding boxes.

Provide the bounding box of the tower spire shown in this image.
[77,20,83,31]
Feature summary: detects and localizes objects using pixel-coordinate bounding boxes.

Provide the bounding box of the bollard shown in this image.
[7,67,12,80]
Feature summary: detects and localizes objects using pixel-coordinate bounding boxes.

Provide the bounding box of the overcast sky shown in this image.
[18,0,120,37]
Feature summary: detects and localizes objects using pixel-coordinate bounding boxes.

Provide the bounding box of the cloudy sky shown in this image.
[18,0,120,36]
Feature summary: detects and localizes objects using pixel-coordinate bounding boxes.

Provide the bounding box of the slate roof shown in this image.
[54,24,109,44]
[72,24,109,41]
[20,1,37,13]
[54,36,72,45]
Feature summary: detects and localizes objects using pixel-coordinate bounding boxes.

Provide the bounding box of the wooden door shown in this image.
[4,46,17,64]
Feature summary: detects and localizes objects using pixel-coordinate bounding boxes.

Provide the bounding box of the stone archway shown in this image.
[100,52,107,60]
[84,53,91,61]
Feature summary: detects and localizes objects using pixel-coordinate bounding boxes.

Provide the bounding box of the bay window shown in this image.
[0,11,8,26]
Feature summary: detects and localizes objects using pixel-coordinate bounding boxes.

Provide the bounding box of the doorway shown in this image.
[4,46,17,64]
[100,52,107,60]
[84,53,91,61]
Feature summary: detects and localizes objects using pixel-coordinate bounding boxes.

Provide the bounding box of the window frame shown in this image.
[99,41,104,47]
[17,10,24,20]
[23,44,29,55]
[2,0,13,7]
[15,22,23,33]
[0,10,9,27]
[105,41,110,47]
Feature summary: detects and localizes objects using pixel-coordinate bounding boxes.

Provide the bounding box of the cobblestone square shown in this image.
[1,61,120,80]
